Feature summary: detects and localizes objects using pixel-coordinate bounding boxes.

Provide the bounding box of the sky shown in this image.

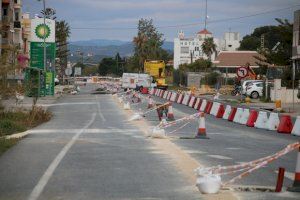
[23,0,300,42]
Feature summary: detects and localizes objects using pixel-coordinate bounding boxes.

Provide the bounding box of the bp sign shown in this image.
[31,18,55,43]
[30,42,56,70]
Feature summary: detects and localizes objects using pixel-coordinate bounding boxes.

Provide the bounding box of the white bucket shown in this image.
[196,174,222,194]
[151,127,166,139]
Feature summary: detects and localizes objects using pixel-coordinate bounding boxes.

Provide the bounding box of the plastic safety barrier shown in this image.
[200,99,207,112]
[292,116,300,136]
[189,96,196,107]
[254,111,268,129]
[246,110,258,127]
[182,95,191,105]
[267,112,280,131]
[223,105,232,120]
[233,108,244,123]
[277,115,293,134]
[240,109,250,125]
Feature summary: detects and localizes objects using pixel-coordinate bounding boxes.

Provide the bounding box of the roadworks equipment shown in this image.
[195,112,209,139]
[267,112,280,131]
[233,108,244,123]
[205,101,213,114]
[147,96,154,109]
[196,169,222,194]
[200,99,207,112]
[216,104,225,118]
[240,109,250,125]
[182,95,191,105]
[277,115,293,134]
[287,146,300,192]
[254,111,268,129]
[292,116,300,136]
[189,96,196,107]
[228,107,237,121]
[223,105,232,120]
[210,102,220,117]
[246,110,258,127]
[177,94,184,104]
[123,101,131,110]
[194,98,201,110]
[167,102,175,121]
[150,127,167,139]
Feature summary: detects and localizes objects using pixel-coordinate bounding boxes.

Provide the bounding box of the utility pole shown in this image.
[204,0,208,30]
[42,0,46,72]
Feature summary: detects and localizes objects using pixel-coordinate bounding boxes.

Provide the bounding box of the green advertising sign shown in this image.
[30,42,56,70]
[24,68,46,97]
[45,71,55,96]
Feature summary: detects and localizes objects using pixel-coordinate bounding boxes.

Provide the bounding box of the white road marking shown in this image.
[27,113,97,200]
[207,155,232,160]
[226,147,241,150]
[28,129,139,134]
[184,150,207,154]
[40,102,97,107]
[275,170,295,180]
[95,96,106,122]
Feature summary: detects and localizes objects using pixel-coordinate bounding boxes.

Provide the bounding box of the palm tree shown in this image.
[55,20,71,78]
[201,37,217,61]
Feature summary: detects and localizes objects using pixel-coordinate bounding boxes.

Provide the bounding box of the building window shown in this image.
[234,33,238,40]
[181,42,183,45]
[3,8,8,16]
[15,12,20,21]
[185,42,187,45]
[180,47,189,54]
[195,47,200,51]
[14,0,18,3]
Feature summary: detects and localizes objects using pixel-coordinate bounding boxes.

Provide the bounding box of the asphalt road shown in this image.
[138,94,300,200]
[0,85,199,200]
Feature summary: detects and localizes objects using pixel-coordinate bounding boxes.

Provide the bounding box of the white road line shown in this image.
[184,150,207,154]
[226,147,241,150]
[275,170,295,180]
[207,155,232,160]
[40,102,97,107]
[95,96,106,122]
[27,113,97,200]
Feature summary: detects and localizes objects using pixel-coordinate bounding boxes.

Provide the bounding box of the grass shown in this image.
[0,138,19,156]
[0,107,52,137]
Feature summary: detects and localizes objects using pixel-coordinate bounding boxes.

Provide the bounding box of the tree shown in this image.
[98,58,117,76]
[56,20,71,78]
[132,19,169,71]
[201,37,216,61]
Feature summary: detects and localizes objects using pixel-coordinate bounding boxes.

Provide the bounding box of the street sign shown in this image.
[74,67,82,76]
[237,67,248,78]
[30,42,56,70]
[31,18,55,43]
[65,67,72,76]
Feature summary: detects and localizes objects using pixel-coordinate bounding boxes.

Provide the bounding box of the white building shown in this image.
[173,29,219,69]
[173,29,241,69]
[220,32,240,51]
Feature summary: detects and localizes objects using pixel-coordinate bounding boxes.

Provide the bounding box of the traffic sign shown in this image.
[237,67,249,78]
[65,67,72,76]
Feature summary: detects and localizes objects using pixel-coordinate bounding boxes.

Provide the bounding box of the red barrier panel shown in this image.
[246,110,258,127]
[160,90,165,98]
[205,101,213,114]
[216,104,225,118]
[197,99,203,110]
[277,115,293,134]
[228,107,237,121]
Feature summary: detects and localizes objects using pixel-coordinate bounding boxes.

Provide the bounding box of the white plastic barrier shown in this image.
[267,112,280,131]
[223,105,232,120]
[159,90,164,97]
[233,108,244,123]
[182,95,190,105]
[292,116,300,136]
[200,99,207,112]
[240,109,250,125]
[163,91,168,99]
[194,98,201,109]
[188,96,196,107]
[170,93,177,102]
[177,94,184,104]
[254,111,268,129]
[210,102,220,117]
[167,92,172,100]
[156,89,160,96]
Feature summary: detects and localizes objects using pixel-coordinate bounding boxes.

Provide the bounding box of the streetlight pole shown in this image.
[43,0,46,72]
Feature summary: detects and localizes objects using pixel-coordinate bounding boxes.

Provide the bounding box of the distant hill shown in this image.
[69,39,174,64]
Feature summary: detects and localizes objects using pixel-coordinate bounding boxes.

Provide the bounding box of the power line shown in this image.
[70,4,300,30]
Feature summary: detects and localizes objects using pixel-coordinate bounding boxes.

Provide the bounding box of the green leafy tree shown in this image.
[98,58,117,76]
[201,37,217,61]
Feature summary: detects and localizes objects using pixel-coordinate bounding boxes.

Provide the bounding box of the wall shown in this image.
[271,87,300,103]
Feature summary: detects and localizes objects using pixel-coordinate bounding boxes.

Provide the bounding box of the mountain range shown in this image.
[69,39,174,63]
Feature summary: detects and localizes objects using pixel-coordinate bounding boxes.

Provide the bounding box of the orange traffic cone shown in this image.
[287,147,300,192]
[148,96,154,109]
[195,112,209,139]
[167,102,175,121]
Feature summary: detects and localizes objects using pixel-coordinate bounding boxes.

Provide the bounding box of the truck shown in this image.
[121,73,152,90]
[144,60,168,90]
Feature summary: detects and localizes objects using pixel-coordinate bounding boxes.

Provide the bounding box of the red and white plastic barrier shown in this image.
[188,96,196,107]
[182,95,191,105]
[255,111,268,129]
[223,105,232,120]
[292,116,300,136]
[267,112,280,131]
[233,108,244,124]
[177,94,184,104]
[240,109,250,125]
[194,98,201,110]
[200,99,207,112]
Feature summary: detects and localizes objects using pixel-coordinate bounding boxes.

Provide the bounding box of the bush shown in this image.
[0,119,26,136]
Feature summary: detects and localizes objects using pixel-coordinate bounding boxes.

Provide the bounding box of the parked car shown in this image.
[246,82,264,99]
[241,80,263,95]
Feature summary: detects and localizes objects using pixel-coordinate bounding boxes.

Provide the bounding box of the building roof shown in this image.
[214,51,266,67]
[197,29,212,35]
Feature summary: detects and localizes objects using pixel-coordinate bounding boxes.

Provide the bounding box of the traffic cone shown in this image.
[167,102,175,121]
[287,147,300,192]
[277,115,293,134]
[195,112,209,139]
[147,96,154,109]
[246,110,258,127]
[228,107,237,121]
[216,104,225,118]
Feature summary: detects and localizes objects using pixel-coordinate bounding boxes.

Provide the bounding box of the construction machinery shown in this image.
[144,60,168,89]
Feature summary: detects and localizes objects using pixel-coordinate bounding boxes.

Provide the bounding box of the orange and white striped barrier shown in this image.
[188,96,196,107]
[199,99,207,112]
[170,92,177,102]
[182,94,191,105]
[240,108,250,125]
[167,92,172,100]
[177,94,184,104]
[194,98,201,110]
[233,108,243,124]
[210,102,220,117]
[223,105,232,120]
[267,112,280,131]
